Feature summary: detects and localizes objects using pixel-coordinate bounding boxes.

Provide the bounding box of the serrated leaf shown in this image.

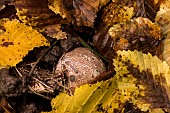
[155,0,170,66]
[10,0,67,39]
[93,17,162,63]
[45,50,170,113]
[0,19,49,68]
[10,0,66,27]
[48,0,109,27]
[155,0,170,34]
[114,50,170,111]
[45,77,119,113]
[101,2,134,26]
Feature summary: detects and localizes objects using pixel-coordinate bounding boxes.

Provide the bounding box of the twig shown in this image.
[29,40,58,76]
[32,77,54,93]
[14,67,23,77]
[28,85,51,100]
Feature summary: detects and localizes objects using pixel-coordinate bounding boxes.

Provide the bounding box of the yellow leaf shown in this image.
[155,0,170,66]
[44,50,170,113]
[155,0,170,34]
[10,0,66,27]
[0,19,49,68]
[45,77,118,113]
[115,50,170,111]
[10,0,67,39]
[162,32,170,66]
[101,2,134,26]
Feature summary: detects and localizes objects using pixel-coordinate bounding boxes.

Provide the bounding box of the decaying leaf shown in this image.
[114,50,170,111]
[155,0,170,34]
[45,50,170,113]
[112,0,163,21]
[10,0,67,39]
[155,0,170,66]
[48,0,109,27]
[0,5,5,11]
[44,24,67,40]
[10,0,66,27]
[162,32,170,66]
[0,19,49,68]
[101,2,134,26]
[0,0,14,11]
[93,17,162,63]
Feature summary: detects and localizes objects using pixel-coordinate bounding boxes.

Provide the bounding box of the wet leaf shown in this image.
[0,19,49,68]
[45,50,170,113]
[48,0,109,27]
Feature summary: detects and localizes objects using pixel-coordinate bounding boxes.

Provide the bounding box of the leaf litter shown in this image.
[0,0,170,113]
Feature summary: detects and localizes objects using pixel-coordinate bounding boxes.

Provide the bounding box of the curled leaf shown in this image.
[0,19,49,68]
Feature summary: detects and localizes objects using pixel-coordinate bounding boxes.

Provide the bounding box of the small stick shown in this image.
[29,40,58,76]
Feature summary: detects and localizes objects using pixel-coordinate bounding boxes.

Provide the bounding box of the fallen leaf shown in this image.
[0,19,49,68]
[10,0,67,39]
[114,50,170,111]
[101,2,134,26]
[155,0,170,66]
[10,0,66,27]
[48,0,109,27]
[44,24,67,40]
[162,32,170,66]
[0,0,15,14]
[155,0,170,34]
[45,50,170,113]
[93,17,162,63]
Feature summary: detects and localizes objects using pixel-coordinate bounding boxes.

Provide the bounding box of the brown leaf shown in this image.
[112,0,164,21]
[0,0,14,4]
[10,0,66,26]
[44,24,67,40]
[48,0,109,27]
[93,17,162,63]
[10,0,67,38]
[133,0,164,21]
[0,0,14,11]
[0,5,16,19]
